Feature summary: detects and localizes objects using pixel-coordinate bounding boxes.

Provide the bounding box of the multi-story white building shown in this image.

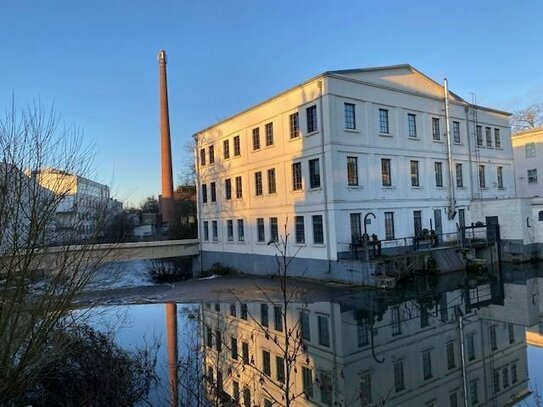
[194,65,514,280]
[512,127,543,199]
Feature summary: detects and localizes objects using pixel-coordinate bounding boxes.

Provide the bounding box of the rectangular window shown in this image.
[490,325,497,350]
[209,182,216,202]
[391,306,401,335]
[200,148,206,166]
[231,337,238,359]
[459,208,466,229]
[470,381,478,405]
[360,372,372,406]
[394,361,405,392]
[300,311,311,340]
[413,210,422,235]
[223,139,230,159]
[209,145,214,164]
[270,217,278,242]
[435,162,443,187]
[257,218,265,242]
[497,166,504,189]
[347,156,359,186]
[479,165,486,188]
[254,171,263,196]
[486,127,492,147]
[264,400,272,407]
[493,369,500,393]
[292,162,302,190]
[432,118,440,140]
[252,128,260,150]
[528,168,538,183]
[379,108,389,134]
[476,125,483,147]
[232,380,239,401]
[265,122,274,146]
[357,318,369,346]
[344,103,356,129]
[385,212,395,240]
[237,219,244,242]
[512,362,518,383]
[410,160,420,187]
[203,221,209,241]
[206,327,212,348]
[267,168,276,194]
[422,350,433,380]
[381,158,391,186]
[241,342,249,365]
[320,373,332,405]
[307,105,318,133]
[262,350,271,376]
[227,220,234,241]
[312,215,324,244]
[503,366,509,388]
[456,163,463,187]
[241,303,248,320]
[274,306,283,332]
[508,324,515,343]
[494,128,501,148]
[233,135,241,156]
[309,158,321,188]
[420,306,429,328]
[295,216,305,244]
[225,178,232,200]
[230,303,236,317]
[318,315,330,347]
[235,176,242,198]
[453,121,461,143]
[467,333,475,361]
[289,112,299,138]
[243,387,251,407]
[449,391,458,407]
[302,367,313,397]
[526,142,536,157]
[276,356,285,383]
[201,184,208,203]
[350,213,362,241]
[408,113,417,137]
[447,342,455,369]
[212,221,218,241]
[215,330,222,352]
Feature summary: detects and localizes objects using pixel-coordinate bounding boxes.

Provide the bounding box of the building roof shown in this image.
[512,126,543,138]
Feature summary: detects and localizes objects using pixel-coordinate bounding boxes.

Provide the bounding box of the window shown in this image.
[200,148,206,166]
[493,369,500,393]
[494,128,501,148]
[391,306,401,335]
[508,324,515,343]
[201,184,208,203]
[270,217,278,242]
[309,158,321,188]
[264,399,273,407]
[394,361,405,392]
[243,387,251,407]
[511,362,518,383]
[227,220,234,241]
[453,121,461,143]
[528,168,538,183]
[347,156,359,186]
[241,303,247,320]
[435,162,443,187]
[257,218,265,242]
[206,327,212,348]
[456,163,463,187]
[432,118,440,140]
[486,127,492,147]
[350,213,362,241]
[503,366,509,388]
[497,167,503,189]
[267,168,276,194]
[408,113,417,137]
[422,350,433,380]
[413,210,422,235]
[385,212,395,240]
[467,333,476,361]
[344,103,356,129]
[225,178,232,200]
[262,350,271,376]
[203,221,209,241]
[360,372,372,406]
[295,216,305,244]
[212,221,218,241]
[469,380,478,405]
[230,303,236,317]
[255,171,263,196]
[215,330,222,352]
[209,145,215,164]
[265,122,274,146]
[381,158,391,186]
[235,176,242,198]
[449,391,458,407]
[232,381,240,401]
[233,135,241,156]
[289,112,299,138]
[410,160,420,187]
[526,142,536,157]
[318,315,330,347]
[478,165,486,188]
[447,342,455,369]
[237,219,244,242]
[302,367,314,397]
[241,342,249,364]
[223,139,230,159]
[420,305,429,328]
[260,304,269,327]
[307,105,318,133]
[274,306,283,331]
[252,128,260,150]
[300,311,310,340]
[231,337,238,359]
[209,182,216,202]
[312,215,324,244]
[376,108,389,135]
[540,211,543,221]
[357,319,369,346]
[214,303,220,312]
[276,356,285,383]
[490,325,497,350]
[207,365,213,382]
[476,125,483,147]
[292,162,302,190]
[459,209,466,229]
[320,373,332,405]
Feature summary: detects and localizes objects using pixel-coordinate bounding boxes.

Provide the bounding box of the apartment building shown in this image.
[194,65,514,279]
[512,127,543,198]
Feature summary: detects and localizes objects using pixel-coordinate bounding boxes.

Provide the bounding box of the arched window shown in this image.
[539,211,543,221]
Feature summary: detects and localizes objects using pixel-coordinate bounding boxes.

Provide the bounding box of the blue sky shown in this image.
[1,0,542,206]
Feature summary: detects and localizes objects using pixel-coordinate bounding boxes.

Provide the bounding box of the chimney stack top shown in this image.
[158,50,167,63]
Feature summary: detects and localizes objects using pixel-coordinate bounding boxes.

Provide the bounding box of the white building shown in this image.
[194,65,514,280]
[512,127,543,199]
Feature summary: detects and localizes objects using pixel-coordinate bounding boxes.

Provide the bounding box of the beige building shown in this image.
[512,127,543,199]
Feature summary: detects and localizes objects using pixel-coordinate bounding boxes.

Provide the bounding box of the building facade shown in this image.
[194,65,514,279]
[512,127,543,199]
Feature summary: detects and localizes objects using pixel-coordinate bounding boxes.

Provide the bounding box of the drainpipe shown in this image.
[464,107,475,200]
[458,312,469,407]
[444,79,456,220]
[194,134,204,274]
[318,80,332,273]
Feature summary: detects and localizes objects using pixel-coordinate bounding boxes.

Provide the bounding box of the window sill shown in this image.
[264,144,274,149]
[292,189,304,193]
[306,131,319,137]
[237,241,245,244]
[347,185,363,190]
[233,154,241,159]
[456,186,466,190]
[309,187,322,192]
[344,128,360,133]
[288,136,301,142]
[294,243,306,248]
[256,241,267,245]
[381,186,395,190]
[411,186,424,190]
[408,136,420,140]
[226,240,235,244]
[312,243,326,248]
[453,142,463,146]
[379,133,393,137]
[212,240,219,244]
[252,148,261,152]
[432,139,444,143]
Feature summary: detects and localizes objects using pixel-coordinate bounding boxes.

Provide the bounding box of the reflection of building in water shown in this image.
[200,277,529,406]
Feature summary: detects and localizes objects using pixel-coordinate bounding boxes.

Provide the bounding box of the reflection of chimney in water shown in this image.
[158,50,175,225]
[165,303,178,406]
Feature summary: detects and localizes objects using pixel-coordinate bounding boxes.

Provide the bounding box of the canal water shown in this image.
[87,261,543,406]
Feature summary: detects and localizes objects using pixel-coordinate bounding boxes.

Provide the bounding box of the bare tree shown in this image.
[511,103,543,133]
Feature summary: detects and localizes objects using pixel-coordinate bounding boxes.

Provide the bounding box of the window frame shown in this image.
[289,112,299,139]
[379,108,389,134]
[347,156,359,186]
[381,158,392,187]
[408,113,417,138]
[265,122,274,146]
[410,160,420,187]
[307,105,318,133]
[309,158,321,189]
[292,162,303,191]
[252,127,260,150]
[344,102,356,130]
[432,117,440,141]
[312,215,324,244]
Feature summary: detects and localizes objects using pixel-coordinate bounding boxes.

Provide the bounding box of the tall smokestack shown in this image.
[158,50,175,225]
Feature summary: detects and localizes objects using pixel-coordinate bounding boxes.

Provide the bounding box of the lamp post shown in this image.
[364,212,376,261]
